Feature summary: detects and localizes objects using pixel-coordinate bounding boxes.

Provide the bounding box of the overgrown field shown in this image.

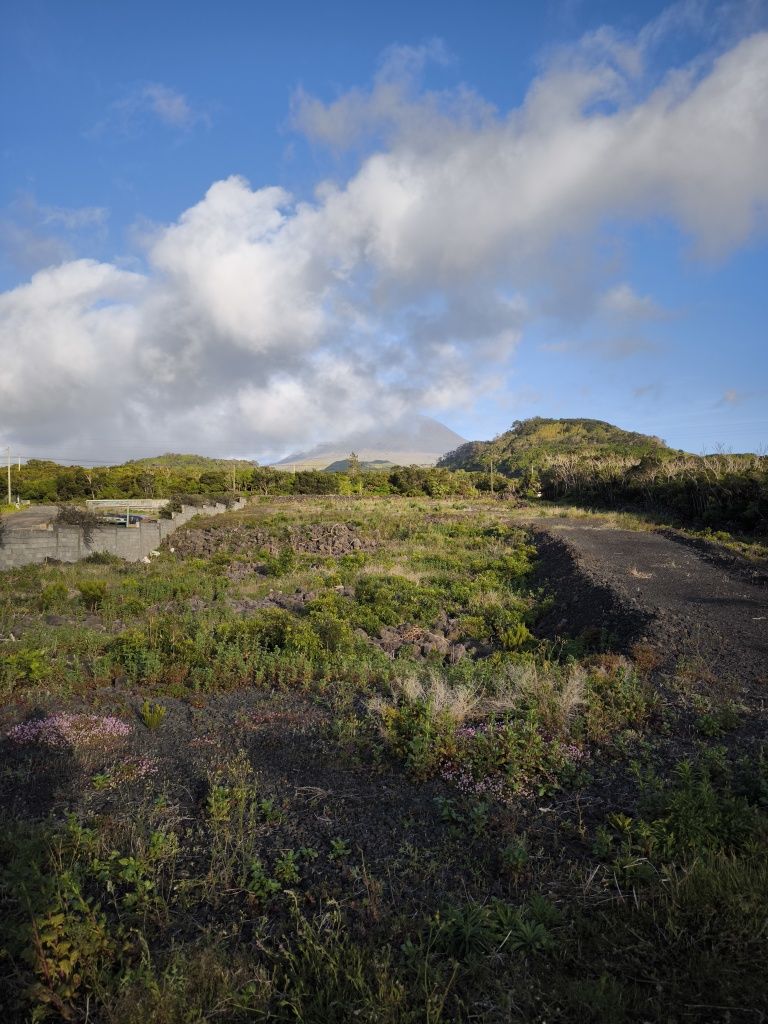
[1,497,766,1022]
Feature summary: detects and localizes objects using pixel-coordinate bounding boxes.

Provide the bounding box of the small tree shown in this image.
[55,505,101,547]
[347,452,361,493]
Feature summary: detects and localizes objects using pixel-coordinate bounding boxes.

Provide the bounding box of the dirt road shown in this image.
[531,518,768,685]
[1,505,57,531]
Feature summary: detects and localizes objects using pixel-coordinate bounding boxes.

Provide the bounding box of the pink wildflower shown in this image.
[7,713,132,749]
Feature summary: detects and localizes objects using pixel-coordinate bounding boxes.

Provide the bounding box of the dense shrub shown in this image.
[539,452,768,532]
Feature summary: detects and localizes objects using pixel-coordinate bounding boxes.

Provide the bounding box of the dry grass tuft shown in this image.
[489,662,586,736]
[368,670,479,728]
[359,561,425,583]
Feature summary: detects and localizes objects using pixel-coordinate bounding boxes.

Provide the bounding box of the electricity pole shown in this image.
[3,446,10,506]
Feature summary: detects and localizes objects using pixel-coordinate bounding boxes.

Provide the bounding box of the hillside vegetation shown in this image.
[440,418,767,534]
[126,453,258,471]
[439,418,669,474]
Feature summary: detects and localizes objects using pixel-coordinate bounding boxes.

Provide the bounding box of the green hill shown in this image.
[125,453,258,470]
[438,417,670,474]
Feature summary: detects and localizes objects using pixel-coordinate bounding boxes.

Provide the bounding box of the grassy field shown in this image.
[1,496,766,1022]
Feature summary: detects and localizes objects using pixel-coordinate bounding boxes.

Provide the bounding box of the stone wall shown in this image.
[0,500,245,571]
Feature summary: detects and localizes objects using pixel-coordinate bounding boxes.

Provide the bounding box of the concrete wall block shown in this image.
[1,497,243,570]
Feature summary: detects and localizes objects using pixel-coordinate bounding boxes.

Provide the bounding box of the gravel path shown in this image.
[2,505,57,530]
[530,518,768,686]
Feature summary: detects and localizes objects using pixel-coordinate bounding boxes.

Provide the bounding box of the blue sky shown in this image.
[1,0,767,461]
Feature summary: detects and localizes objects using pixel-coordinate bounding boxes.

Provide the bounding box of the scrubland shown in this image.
[1,497,766,1022]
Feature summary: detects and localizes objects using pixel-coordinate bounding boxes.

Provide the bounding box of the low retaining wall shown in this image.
[0,500,246,570]
[85,499,171,511]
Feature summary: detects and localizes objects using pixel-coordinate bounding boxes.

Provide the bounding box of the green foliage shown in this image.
[596,754,768,878]
[1,647,51,693]
[695,701,742,737]
[16,455,254,504]
[328,837,352,861]
[437,416,767,532]
[77,579,107,610]
[439,417,667,474]
[582,660,654,743]
[3,495,767,1024]
[139,700,167,730]
[250,464,482,498]
[541,452,768,532]
[500,838,529,876]
[56,504,101,545]
[39,581,69,610]
[263,546,297,576]
[274,849,302,884]
[83,550,123,565]
[430,895,559,962]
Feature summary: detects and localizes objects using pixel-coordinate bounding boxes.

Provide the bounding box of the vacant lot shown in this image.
[1,497,766,1022]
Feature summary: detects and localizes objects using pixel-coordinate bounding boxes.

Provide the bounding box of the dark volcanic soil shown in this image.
[531,518,768,686]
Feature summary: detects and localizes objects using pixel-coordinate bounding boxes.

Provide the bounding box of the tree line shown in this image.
[11,460,522,503]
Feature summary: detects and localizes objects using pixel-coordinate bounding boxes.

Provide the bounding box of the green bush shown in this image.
[77,579,107,610]
[1,647,51,693]
[596,754,768,875]
[39,581,69,611]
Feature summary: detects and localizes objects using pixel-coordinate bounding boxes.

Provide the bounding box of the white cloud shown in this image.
[291,39,458,150]
[0,193,109,274]
[140,83,196,128]
[93,82,208,137]
[716,387,765,407]
[38,203,108,230]
[0,260,145,445]
[599,283,664,319]
[2,15,768,459]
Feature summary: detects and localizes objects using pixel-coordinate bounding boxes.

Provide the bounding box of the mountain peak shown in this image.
[272,415,466,470]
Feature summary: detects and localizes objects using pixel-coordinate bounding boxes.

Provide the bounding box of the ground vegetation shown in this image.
[1,496,766,1021]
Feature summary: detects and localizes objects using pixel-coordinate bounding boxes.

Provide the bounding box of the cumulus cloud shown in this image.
[0,260,145,446]
[2,13,768,459]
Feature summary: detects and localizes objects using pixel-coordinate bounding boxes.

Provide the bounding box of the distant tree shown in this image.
[293,471,341,494]
[55,468,90,500]
[137,471,156,497]
[347,452,361,494]
[198,471,227,493]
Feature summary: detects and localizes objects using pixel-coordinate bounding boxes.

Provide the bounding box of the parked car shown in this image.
[99,514,145,526]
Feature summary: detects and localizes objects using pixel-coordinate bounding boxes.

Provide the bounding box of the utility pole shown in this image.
[4,446,10,506]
